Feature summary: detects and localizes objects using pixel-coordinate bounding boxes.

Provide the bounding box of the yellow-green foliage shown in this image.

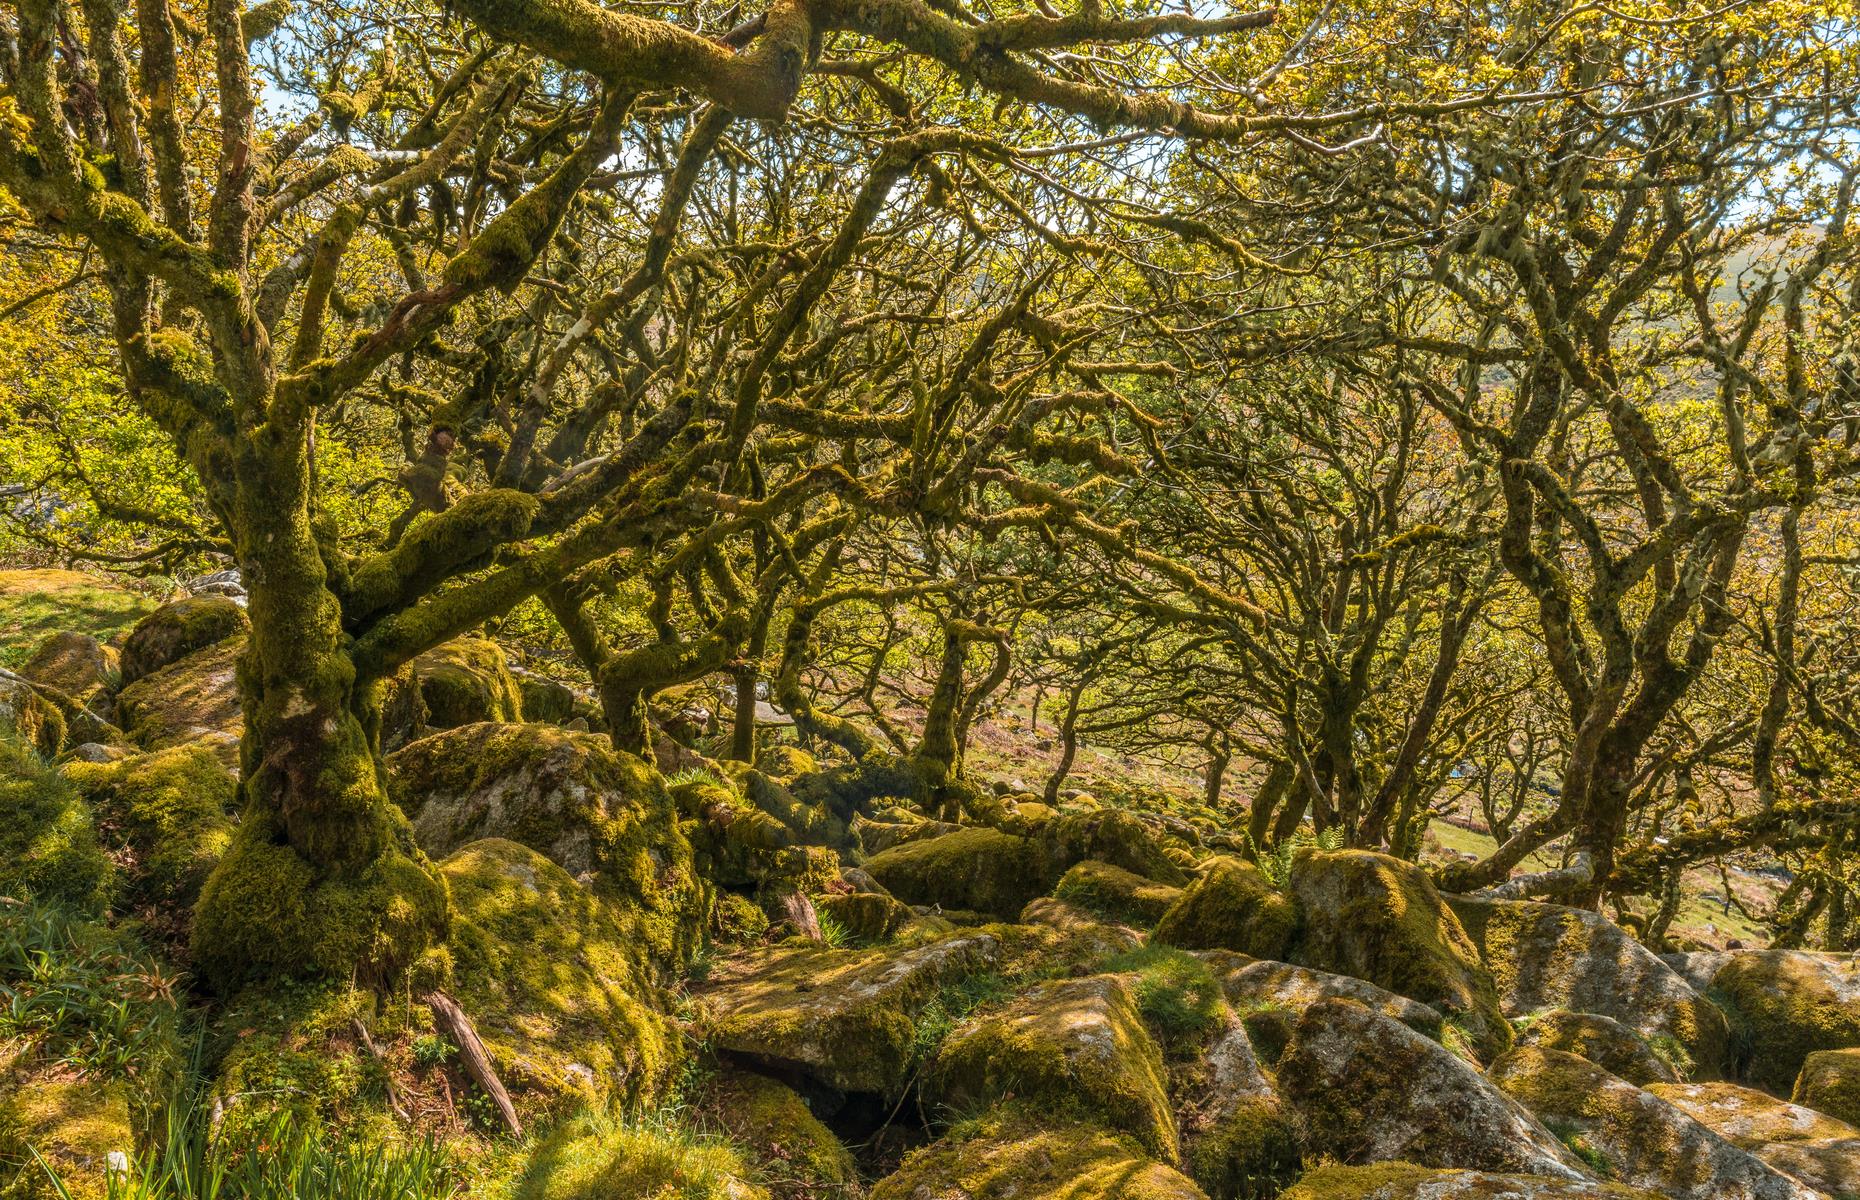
[1280,1163,1666,1199]
[695,1069,860,1199]
[0,571,152,669]
[411,637,522,728]
[871,1107,1204,1200]
[923,974,1179,1160]
[1794,1048,1860,1128]
[1052,860,1183,927]
[1289,850,1509,1061]
[117,595,247,685]
[513,1110,767,1200]
[1152,857,1296,959]
[1710,952,1860,1092]
[440,838,676,1116]
[0,1078,132,1200]
[863,827,1044,918]
[0,738,114,914]
[63,745,235,907]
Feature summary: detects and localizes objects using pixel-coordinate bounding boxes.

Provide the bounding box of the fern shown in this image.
[1244,826,1344,889]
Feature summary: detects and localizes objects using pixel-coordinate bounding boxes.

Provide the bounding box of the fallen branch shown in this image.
[351,1018,409,1123]
[424,989,522,1137]
[1466,851,1594,902]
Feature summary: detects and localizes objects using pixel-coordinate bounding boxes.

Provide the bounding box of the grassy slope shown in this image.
[0,568,158,666]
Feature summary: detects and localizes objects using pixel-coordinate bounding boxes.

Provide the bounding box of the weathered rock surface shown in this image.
[19,631,118,741]
[389,723,705,972]
[1289,850,1509,1059]
[1649,1078,1860,1195]
[694,933,1001,1095]
[1212,958,1442,1061]
[1277,998,1583,1178]
[0,669,65,756]
[1490,1047,1822,1200]
[1515,1009,1680,1086]
[871,1111,1207,1200]
[440,839,676,1115]
[1794,1047,1860,1128]
[923,973,1178,1159]
[694,1068,863,1200]
[1666,950,1860,1091]
[863,827,1045,918]
[1152,857,1297,960]
[1037,809,1189,888]
[1280,1164,1665,1199]
[1176,1022,1301,1199]
[1452,895,1728,1077]
[1053,859,1183,926]
[412,636,523,728]
[113,636,243,765]
[117,595,247,685]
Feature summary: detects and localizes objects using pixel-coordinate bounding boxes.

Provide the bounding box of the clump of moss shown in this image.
[754,743,817,781]
[1052,860,1183,927]
[117,595,248,685]
[1102,945,1229,1055]
[922,974,1179,1159]
[863,827,1044,919]
[64,744,236,908]
[693,1068,860,1199]
[1794,1048,1860,1128]
[112,636,244,763]
[513,1109,766,1200]
[411,637,523,728]
[206,977,388,1147]
[871,1106,1203,1200]
[1152,857,1296,960]
[0,736,114,915]
[0,1077,133,1200]
[439,839,677,1117]
[1289,849,1509,1061]
[712,890,771,944]
[1183,1093,1301,1200]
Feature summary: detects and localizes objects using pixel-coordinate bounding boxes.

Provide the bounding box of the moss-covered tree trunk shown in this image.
[192,436,446,986]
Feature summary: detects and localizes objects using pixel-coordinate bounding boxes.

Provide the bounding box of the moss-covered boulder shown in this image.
[1648,1078,1860,1194]
[514,1109,767,1200]
[1450,896,1728,1078]
[1490,1047,1819,1200]
[754,743,817,781]
[511,667,577,726]
[205,978,394,1144]
[1280,1164,1665,1199]
[1211,959,1442,1063]
[1289,850,1508,1060]
[63,744,235,909]
[864,827,1046,919]
[1688,951,1860,1092]
[1277,998,1583,1179]
[1176,1023,1301,1200]
[694,932,1002,1095]
[923,973,1178,1159]
[694,1068,862,1200]
[1019,897,1143,953]
[0,671,65,757]
[1053,860,1183,926]
[438,839,676,1116]
[117,595,247,685]
[113,636,243,765]
[20,631,115,709]
[853,811,961,856]
[0,738,114,913]
[1152,858,1296,960]
[815,890,918,943]
[388,724,705,974]
[1037,810,1189,888]
[0,1075,133,1200]
[1515,1010,1681,1086]
[1794,1048,1860,1128]
[412,636,523,728]
[871,1110,1206,1200]
[669,770,796,888]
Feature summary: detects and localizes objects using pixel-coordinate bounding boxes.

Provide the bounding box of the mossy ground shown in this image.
[0,571,154,668]
[63,745,236,912]
[871,1107,1203,1200]
[512,1109,766,1200]
[0,738,115,915]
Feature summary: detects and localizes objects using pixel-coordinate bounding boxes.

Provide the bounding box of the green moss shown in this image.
[1515,1010,1677,1087]
[871,1107,1204,1200]
[1102,945,1229,1055]
[1052,860,1183,927]
[694,1069,859,1199]
[1280,1163,1665,1199]
[440,838,676,1116]
[1183,1094,1301,1200]
[1152,857,1296,960]
[712,891,771,944]
[190,806,448,988]
[0,737,114,915]
[814,890,916,943]
[1036,810,1188,887]
[1709,952,1860,1092]
[923,974,1179,1159]
[0,1078,132,1200]
[0,677,65,758]
[513,1109,766,1200]
[117,595,248,685]
[671,774,796,888]
[1795,1049,1860,1128]
[206,978,387,1146]
[112,636,243,763]
[754,744,817,780]
[1289,849,1509,1061]
[63,745,236,907]
[864,827,1044,919]
[411,637,522,728]
[0,570,153,670]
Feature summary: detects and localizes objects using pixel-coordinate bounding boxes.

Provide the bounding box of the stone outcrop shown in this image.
[1152,857,1297,960]
[117,595,247,685]
[1514,1009,1680,1086]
